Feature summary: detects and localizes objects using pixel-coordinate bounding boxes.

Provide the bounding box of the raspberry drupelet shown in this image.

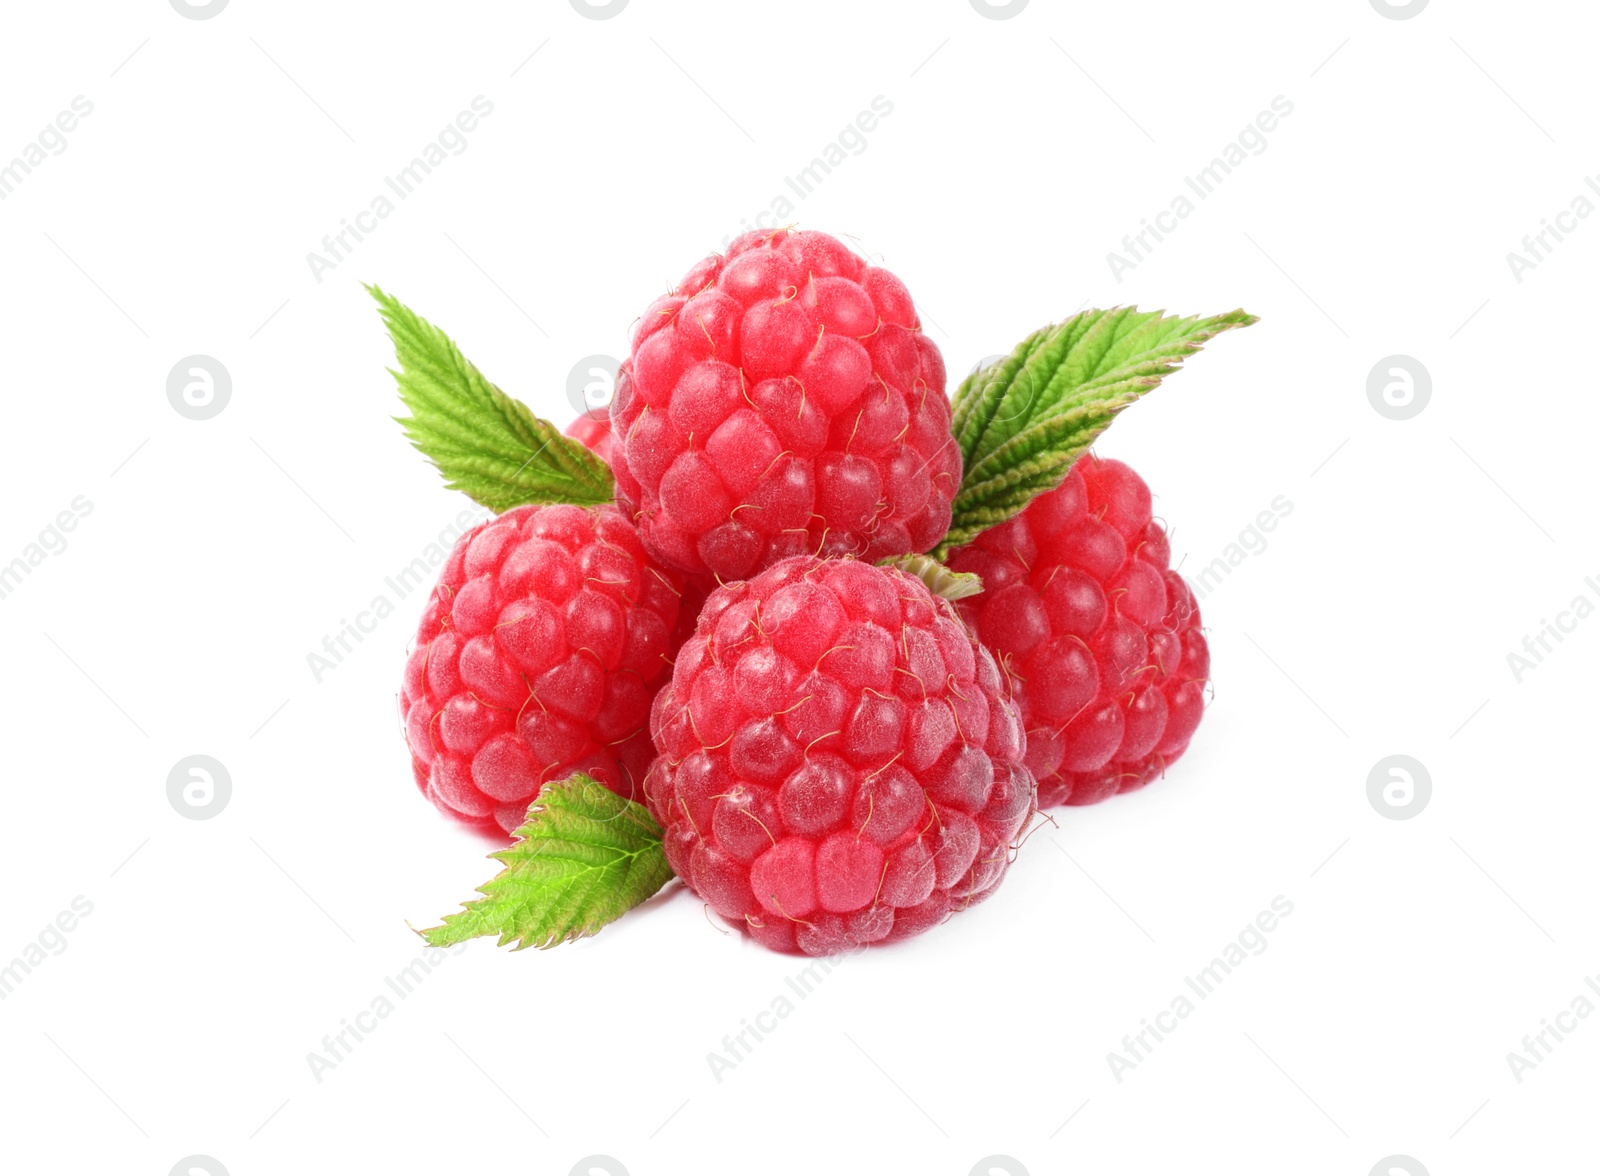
[610,228,960,585]
[401,504,682,835]
[567,408,705,657]
[643,555,1035,955]
[947,456,1209,808]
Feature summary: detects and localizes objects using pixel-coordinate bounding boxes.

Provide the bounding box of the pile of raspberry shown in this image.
[400,228,1211,953]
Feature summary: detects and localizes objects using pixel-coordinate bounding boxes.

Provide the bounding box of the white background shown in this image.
[1,2,1595,1174]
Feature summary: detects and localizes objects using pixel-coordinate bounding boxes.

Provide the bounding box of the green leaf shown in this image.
[938,306,1256,556]
[369,285,614,511]
[420,775,673,951]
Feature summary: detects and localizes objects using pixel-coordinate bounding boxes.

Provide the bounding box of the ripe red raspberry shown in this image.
[401,504,682,835]
[947,456,1209,808]
[610,228,959,584]
[643,555,1034,955]
[565,411,613,463]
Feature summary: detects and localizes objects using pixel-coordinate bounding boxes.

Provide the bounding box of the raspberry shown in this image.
[565,411,613,464]
[947,456,1208,808]
[643,555,1034,955]
[400,503,682,835]
[610,228,959,584]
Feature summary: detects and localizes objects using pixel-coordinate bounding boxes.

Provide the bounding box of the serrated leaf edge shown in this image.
[940,306,1256,555]
[418,775,673,952]
[369,284,615,511]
